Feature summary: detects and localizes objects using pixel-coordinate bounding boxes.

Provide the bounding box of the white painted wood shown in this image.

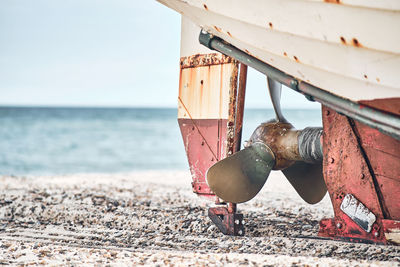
[158,0,400,102]
[178,63,237,119]
[180,17,213,57]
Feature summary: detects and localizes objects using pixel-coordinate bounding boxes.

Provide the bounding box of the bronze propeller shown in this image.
[207,77,327,204]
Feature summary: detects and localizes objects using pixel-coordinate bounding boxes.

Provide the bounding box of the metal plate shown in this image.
[340,194,376,233]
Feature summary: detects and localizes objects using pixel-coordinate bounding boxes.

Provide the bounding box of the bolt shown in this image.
[235,219,239,225]
[326,110,330,116]
[329,157,335,164]
[374,231,379,237]
[336,223,342,229]
[290,79,298,90]
[241,220,245,225]
[238,230,243,236]
[360,173,365,179]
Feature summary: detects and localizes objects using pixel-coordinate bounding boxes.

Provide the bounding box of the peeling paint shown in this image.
[352,38,362,47]
[180,53,236,69]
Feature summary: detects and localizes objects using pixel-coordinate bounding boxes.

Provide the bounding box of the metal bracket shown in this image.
[199,30,215,49]
[208,206,244,236]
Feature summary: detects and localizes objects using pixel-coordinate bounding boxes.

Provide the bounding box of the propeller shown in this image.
[282,161,326,204]
[207,77,327,204]
[206,142,275,203]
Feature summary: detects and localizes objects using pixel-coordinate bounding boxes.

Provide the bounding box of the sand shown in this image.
[0,171,399,266]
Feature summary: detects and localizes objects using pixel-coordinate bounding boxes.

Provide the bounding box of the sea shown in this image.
[0,107,322,176]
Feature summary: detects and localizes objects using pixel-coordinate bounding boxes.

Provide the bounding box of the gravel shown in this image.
[0,171,399,266]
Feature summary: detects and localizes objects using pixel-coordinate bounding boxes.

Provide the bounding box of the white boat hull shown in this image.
[158,0,400,102]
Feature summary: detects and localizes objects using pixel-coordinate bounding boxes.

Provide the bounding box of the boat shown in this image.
[157,0,400,244]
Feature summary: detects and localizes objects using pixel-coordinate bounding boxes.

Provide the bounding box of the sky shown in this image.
[0,0,319,109]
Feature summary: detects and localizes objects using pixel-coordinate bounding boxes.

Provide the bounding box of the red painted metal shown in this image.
[354,121,400,219]
[178,118,228,199]
[319,104,400,245]
[208,206,244,236]
[359,98,400,116]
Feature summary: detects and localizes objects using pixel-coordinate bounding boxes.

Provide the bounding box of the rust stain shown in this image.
[364,74,368,79]
[219,64,224,119]
[200,79,204,98]
[214,26,222,32]
[180,53,236,69]
[226,63,239,156]
[178,65,184,95]
[293,55,299,62]
[376,78,381,82]
[233,64,247,152]
[244,49,250,54]
[352,38,362,47]
[324,0,341,3]
[340,36,362,47]
[283,52,287,57]
[268,22,273,29]
[227,31,232,37]
[203,4,208,10]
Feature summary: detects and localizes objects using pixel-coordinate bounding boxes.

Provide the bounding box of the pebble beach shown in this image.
[0,171,399,266]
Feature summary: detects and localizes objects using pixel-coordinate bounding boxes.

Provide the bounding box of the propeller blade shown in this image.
[266,79,326,204]
[282,161,327,204]
[206,143,275,203]
[267,77,287,123]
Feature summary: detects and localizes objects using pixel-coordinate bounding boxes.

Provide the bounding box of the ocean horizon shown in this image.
[0,106,322,176]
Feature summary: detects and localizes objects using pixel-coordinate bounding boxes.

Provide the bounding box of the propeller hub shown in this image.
[247,122,301,170]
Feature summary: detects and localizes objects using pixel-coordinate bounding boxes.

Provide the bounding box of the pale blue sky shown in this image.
[0,0,319,109]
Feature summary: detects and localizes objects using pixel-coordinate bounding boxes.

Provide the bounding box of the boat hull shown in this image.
[158,0,400,102]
